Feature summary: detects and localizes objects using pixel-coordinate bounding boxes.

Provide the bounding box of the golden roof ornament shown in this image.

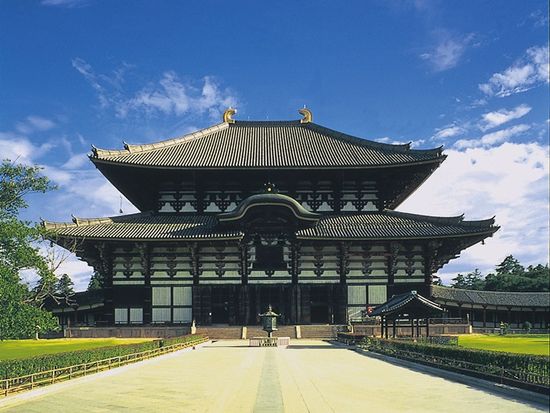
[223,107,237,123]
[299,107,312,123]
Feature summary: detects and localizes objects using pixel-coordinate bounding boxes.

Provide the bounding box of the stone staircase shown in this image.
[299,325,342,339]
[195,325,345,340]
[195,326,242,340]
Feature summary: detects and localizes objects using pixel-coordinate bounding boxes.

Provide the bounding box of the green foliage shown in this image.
[0,160,59,339]
[0,160,56,220]
[56,274,75,305]
[87,271,104,291]
[361,337,549,385]
[450,255,549,292]
[451,268,485,290]
[0,334,204,379]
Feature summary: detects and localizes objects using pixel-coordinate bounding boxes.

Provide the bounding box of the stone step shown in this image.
[195,325,346,340]
[299,325,342,339]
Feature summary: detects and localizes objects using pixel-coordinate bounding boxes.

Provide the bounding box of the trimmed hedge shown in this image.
[0,334,205,379]
[361,337,549,383]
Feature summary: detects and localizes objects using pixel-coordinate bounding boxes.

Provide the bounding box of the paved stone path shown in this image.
[0,340,545,413]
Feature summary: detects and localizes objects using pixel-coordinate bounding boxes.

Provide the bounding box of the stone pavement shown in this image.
[0,340,545,413]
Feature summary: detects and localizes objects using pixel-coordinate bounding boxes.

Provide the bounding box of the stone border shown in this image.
[351,346,549,408]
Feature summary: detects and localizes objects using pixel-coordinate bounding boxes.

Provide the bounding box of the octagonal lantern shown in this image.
[260,305,279,338]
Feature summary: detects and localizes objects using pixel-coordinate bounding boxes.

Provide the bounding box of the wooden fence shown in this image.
[1,337,208,398]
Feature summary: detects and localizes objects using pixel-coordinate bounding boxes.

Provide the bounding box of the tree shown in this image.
[0,160,59,339]
[451,269,485,290]
[56,274,75,305]
[485,257,549,292]
[87,271,104,291]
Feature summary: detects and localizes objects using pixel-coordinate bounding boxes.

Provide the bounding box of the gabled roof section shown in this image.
[43,210,497,242]
[42,213,243,241]
[218,193,320,223]
[370,291,444,318]
[90,120,445,169]
[296,210,498,240]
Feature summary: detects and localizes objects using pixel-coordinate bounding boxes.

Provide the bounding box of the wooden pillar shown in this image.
[392,318,396,338]
[416,318,420,337]
[494,306,498,328]
[97,243,114,326]
[426,318,430,337]
[385,318,389,338]
[138,243,152,325]
[482,307,487,328]
[410,318,414,337]
[387,242,399,297]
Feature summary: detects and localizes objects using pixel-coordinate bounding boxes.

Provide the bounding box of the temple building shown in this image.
[44,108,499,327]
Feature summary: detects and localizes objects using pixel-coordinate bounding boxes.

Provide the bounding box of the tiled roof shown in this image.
[432,285,550,308]
[295,210,497,240]
[90,121,444,168]
[43,213,243,240]
[370,291,443,317]
[43,210,496,241]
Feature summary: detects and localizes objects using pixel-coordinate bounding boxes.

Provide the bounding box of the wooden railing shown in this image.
[1,337,208,398]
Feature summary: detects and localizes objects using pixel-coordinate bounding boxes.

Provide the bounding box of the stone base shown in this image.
[249,337,290,347]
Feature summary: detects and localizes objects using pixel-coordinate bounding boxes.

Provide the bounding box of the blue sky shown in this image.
[1,0,548,290]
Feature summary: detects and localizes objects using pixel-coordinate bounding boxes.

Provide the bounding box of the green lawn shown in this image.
[458,334,550,356]
[0,338,155,361]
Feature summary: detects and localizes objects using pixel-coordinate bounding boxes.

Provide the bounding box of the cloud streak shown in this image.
[72,58,238,120]
[420,32,476,72]
[479,45,549,97]
[480,104,532,131]
[454,124,530,149]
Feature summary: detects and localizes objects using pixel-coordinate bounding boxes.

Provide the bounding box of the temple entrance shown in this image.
[258,286,282,319]
[310,286,330,324]
[211,287,230,324]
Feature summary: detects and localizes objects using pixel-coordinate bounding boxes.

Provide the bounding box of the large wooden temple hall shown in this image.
[44,108,498,327]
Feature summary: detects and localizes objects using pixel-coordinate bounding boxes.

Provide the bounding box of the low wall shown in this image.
[352,323,470,337]
[65,326,191,338]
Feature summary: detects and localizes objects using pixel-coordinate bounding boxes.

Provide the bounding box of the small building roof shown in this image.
[43,210,496,241]
[431,285,550,308]
[90,120,444,169]
[370,291,444,318]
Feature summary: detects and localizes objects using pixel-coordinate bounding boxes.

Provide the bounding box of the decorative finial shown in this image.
[299,107,312,123]
[223,107,237,123]
[264,182,277,193]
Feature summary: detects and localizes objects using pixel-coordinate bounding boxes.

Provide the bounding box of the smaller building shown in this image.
[48,290,105,327]
[431,285,550,330]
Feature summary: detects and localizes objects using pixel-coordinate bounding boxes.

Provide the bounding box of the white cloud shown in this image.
[454,124,530,149]
[0,132,54,164]
[41,0,89,8]
[420,33,476,72]
[479,45,549,97]
[375,137,425,147]
[62,153,89,169]
[480,104,531,131]
[400,142,549,283]
[72,59,238,119]
[432,125,463,140]
[15,116,56,134]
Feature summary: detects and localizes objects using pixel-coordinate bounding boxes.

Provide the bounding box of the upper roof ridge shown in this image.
[91,122,229,157]
[90,118,445,160]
